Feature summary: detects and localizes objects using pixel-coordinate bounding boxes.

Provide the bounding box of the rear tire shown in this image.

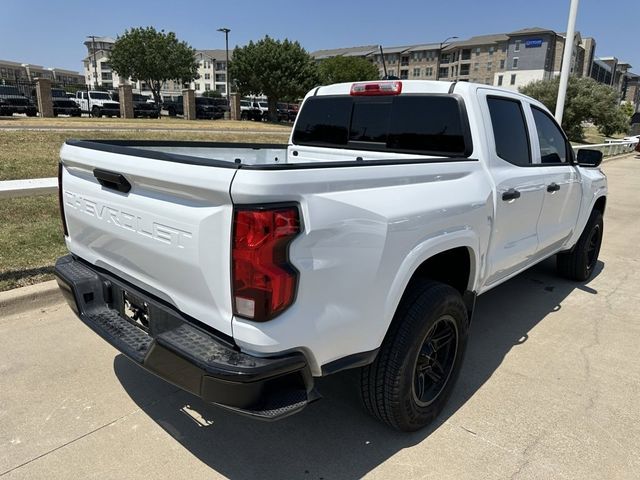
[557,210,603,281]
[360,280,468,432]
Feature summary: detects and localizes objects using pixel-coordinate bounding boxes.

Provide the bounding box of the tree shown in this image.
[109,27,199,104]
[318,56,380,84]
[520,76,628,140]
[202,90,222,98]
[230,36,318,121]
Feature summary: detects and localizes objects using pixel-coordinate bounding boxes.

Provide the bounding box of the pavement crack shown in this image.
[0,387,182,477]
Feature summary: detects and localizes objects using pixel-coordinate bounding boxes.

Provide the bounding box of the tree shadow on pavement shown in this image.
[114,257,603,480]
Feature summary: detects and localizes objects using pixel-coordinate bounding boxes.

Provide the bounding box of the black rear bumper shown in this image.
[54,255,315,420]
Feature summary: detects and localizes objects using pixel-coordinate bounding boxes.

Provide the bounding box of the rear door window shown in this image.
[293,95,470,156]
[487,96,531,166]
[531,106,568,164]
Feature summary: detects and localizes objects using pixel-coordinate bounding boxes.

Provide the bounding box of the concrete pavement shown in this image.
[1,154,639,479]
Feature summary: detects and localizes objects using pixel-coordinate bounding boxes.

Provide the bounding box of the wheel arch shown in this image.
[382,233,480,344]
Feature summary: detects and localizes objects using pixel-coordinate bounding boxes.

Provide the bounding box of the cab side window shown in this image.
[487,96,531,166]
[531,106,568,164]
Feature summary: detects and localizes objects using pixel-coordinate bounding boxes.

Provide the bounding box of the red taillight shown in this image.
[58,162,68,237]
[350,81,402,96]
[232,206,301,321]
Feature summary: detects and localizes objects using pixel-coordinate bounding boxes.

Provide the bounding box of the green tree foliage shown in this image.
[520,76,628,140]
[318,56,380,84]
[229,36,318,121]
[202,90,222,98]
[109,27,199,104]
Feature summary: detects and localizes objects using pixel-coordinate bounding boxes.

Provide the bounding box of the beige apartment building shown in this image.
[82,37,230,96]
[311,27,599,91]
[0,59,83,84]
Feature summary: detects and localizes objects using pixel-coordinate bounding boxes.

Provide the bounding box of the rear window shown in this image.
[293,95,470,156]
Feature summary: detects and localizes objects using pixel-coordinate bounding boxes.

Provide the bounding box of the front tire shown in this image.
[557,210,603,281]
[360,280,469,432]
[91,106,101,118]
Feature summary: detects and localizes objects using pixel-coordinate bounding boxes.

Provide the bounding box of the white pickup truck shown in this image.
[55,80,606,431]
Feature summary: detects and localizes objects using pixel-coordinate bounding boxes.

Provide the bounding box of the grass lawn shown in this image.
[0,126,291,291]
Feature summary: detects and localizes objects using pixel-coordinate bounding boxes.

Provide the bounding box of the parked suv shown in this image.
[51,88,81,117]
[74,90,120,117]
[162,95,222,119]
[111,92,160,118]
[0,85,37,116]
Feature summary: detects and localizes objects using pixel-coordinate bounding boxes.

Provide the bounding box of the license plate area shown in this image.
[122,290,151,333]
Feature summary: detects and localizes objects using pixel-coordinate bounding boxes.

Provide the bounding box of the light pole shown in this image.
[555,0,579,124]
[435,36,458,81]
[217,27,231,114]
[87,35,99,90]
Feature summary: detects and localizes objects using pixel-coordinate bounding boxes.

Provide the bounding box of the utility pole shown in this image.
[435,36,458,81]
[217,27,231,112]
[555,0,579,124]
[87,35,99,90]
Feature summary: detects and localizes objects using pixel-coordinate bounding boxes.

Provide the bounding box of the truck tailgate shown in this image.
[59,142,237,336]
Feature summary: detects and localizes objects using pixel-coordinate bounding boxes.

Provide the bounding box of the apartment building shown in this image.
[0,59,83,84]
[82,37,230,96]
[310,27,603,92]
[189,50,231,96]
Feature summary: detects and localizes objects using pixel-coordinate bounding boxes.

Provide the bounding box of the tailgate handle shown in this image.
[94,169,131,193]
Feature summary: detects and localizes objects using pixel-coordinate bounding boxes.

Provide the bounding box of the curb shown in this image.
[0,280,63,316]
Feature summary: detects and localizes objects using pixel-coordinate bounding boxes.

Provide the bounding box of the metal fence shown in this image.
[0,78,88,101]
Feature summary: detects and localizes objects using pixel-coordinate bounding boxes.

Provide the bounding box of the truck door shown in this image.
[527,105,582,257]
[480,93,547,288]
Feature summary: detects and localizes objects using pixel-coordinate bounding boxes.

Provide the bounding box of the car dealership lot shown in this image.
[1,153,639,480]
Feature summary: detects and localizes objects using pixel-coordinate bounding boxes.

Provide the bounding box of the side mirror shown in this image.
[576,149,603,168]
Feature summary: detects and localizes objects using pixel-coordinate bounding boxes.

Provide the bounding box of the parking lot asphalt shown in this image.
[1,153,639,480]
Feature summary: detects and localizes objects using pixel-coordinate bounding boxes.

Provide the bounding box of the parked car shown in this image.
[0,85,37,116]
[111,92,160,118]
[73,90,120,117]
[162,95,223,119]
[51,88,81,117]
[55,80,607,432]
[276,102,299,122]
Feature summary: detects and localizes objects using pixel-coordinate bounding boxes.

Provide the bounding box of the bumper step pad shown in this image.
[54,255,315,420]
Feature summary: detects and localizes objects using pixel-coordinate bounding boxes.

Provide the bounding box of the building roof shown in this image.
[407,43,441,52]
[508,27,555,36]
[84,36,115,44]
[196,49,233,60]
[443,33,509,50]
[311,45,379,59]
[0,59,26,66]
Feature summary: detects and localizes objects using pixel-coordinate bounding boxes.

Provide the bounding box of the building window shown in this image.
[461,49,471,60]
[513,58,519,69]
[514,40,521,52]
[475,48,481,56]
[413,67,421,77]
[460,64,470,76]
[194,83,200,90]
[388,69,395,77]
[401,56,409,66]
[489,47,494,56]
[216,62,226,71]
[426,67,433,76]
[510,74,516,85]
[215,73,225,82]
[438,67,448,78]
[498,75,503,86]
[204,73,211,80]
[500,59,505,69]
[216,84,226,94]
[400,70,409,79]
[205,83,211,91]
